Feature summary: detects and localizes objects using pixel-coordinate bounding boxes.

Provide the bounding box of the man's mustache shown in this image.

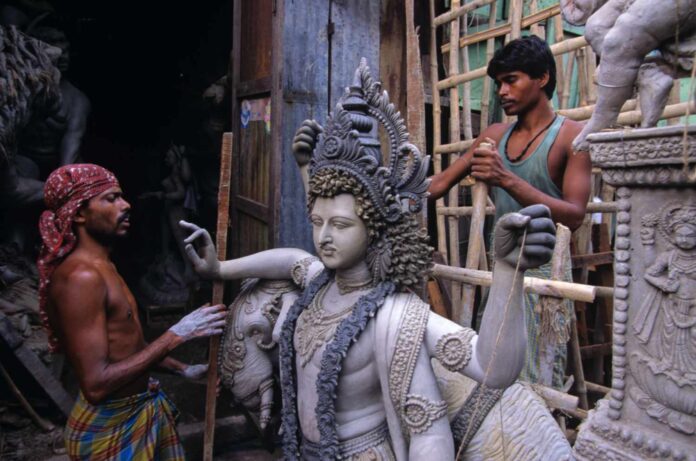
[118,212,131,224]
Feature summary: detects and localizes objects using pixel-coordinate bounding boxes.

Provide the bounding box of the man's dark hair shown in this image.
[487,35,556,99]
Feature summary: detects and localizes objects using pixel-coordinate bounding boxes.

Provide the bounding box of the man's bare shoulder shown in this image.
[558,118,587,151]
[51,255,107,294]
[480,123,511,142]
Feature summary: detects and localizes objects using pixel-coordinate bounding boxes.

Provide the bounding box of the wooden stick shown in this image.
[430,0,447,258]
[459,142,492,326]
[437,206,496,216]
[203,132,234,461]
[479,0,498,130]
[559,99,637,121]
[585,380,611,395]
[537,224,571,386]
[616,100,695,126]
[531,383,579,414]
[562,50,576,110]
[432,264,597,302]
[509,0,524,40]
[576,48,588,107]
[570,312,589,410]
[435,138,475,154]
[447,0,463,307]
[433,0,495,27]
[460,13,473,141]
[0,362,55,432]
[553,16,565,110]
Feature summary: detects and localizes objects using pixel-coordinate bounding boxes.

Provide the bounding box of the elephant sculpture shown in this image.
[560,0,696,151]
[218,279,573,460]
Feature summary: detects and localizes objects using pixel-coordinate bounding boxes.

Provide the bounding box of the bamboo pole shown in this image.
[479,0,498,130]
[433,0,495,27]
[585,381,611,395]
[570,309,590,409]
[529,0,543,38]
[203,132,234,461]
[616,100,695,126]
[431,264,598,303]
[435,138,475,154]
[562,50,576,110]
[447,0,463,308]
[460,142,492,326]
[559,99,637,121]
[537,224,572,387]
[460,16,473,141]
[576,48,588,107]
[509,0,524,40]
[586,47,597,104]
[441,4,562,53]
[437,206,496,216]
[429,0,447,258]
[532,383,579,414]
[553,16,566,111]
[438,36,587,90]
[0,362,55,432]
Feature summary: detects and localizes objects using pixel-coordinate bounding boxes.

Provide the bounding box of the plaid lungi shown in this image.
[65,380,185,461]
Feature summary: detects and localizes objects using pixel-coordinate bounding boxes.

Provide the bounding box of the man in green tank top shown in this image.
[429,36,592,387]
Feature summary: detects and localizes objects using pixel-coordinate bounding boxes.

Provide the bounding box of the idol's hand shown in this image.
[494,204,555,270]
[292,119,323,167]
[180,220,221,279]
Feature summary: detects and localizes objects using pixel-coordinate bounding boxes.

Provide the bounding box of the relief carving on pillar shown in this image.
[630,202,696,435]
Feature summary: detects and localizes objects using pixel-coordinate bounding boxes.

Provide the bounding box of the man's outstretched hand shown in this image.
[180,220,220,279]
[493,204,555,270]
[168,304,227,341]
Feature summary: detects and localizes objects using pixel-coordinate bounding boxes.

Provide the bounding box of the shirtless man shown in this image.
[38,164,226,460]
[429,36,592,386]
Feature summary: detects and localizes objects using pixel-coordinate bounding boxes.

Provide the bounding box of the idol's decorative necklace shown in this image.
[505,115,557,163]
[335,273,374,294]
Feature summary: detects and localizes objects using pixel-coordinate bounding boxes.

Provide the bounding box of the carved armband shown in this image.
[435,328,476,372]
[291,256,321,288]
[402,394,448,435]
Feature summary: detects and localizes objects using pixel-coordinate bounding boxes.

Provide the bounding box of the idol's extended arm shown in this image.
[426,204,555,388]
[179,220,312,281]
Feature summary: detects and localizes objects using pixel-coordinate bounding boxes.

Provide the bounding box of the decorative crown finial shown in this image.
[309,58,430,223]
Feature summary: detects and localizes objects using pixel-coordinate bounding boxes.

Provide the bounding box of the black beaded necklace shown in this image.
[505,115,557,163]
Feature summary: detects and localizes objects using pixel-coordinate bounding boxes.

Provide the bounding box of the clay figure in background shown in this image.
[181,61,571,460]
[139,145,198,305]
[560,0,696,150]
[21,26,90,176]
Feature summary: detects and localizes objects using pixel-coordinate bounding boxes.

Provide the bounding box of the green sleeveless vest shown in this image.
[493,115,565,222]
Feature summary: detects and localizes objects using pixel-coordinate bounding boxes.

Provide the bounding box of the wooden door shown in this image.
[230,0,275,258]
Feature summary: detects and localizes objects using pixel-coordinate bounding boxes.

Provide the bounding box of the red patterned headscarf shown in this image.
[38,164,120,352]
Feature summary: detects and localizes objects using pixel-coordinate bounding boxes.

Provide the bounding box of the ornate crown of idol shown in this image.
[309,58,430,223]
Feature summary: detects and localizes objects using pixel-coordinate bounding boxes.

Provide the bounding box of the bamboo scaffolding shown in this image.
[437,200,618,216]
[559,99,637,121]
[553,16,566,110]
[479,0,498,130]
[429,0,447,257]
[433,0,495,27]
[438,36,587,90]
[448,0,463,310]
[432,264,600,303]
[562,50,576,109]
[442,4,562,53]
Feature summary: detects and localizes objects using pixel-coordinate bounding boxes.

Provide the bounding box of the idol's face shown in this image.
[310,194,369,271]
[674,224,696,251]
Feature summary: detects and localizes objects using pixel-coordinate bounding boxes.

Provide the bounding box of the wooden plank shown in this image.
[0,314,74,417]
[580,342,612,359]
[571,251,614,269]
[203,132,234,461]
[239,0,273,82]
[276,0,331,251]
[437,206,495,216]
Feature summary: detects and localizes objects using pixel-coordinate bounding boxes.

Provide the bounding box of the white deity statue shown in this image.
[181,60,568,460]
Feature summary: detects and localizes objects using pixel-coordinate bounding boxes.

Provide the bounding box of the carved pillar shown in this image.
[574,126,696,461]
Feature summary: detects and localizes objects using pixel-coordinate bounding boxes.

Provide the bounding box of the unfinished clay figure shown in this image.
[560,0,696,150]
[183,61,567,460]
